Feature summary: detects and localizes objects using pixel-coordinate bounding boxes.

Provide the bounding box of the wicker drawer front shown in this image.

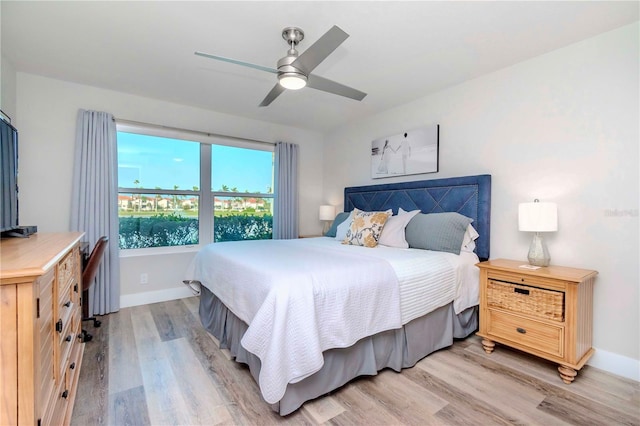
[488,310,564,358]
[57,251,76,289]
[487,280,564,321]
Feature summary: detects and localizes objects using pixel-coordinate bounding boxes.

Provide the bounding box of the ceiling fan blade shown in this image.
[292,25,349,74]
[195,51,278,74]
[259,83,287,107]
[306,74,367,101]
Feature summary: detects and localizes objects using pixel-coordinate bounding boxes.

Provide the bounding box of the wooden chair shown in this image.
[80,236,108,342]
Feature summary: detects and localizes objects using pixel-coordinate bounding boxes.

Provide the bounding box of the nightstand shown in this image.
[476,259,597,384]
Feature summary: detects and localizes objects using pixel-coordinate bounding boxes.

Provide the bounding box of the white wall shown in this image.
[15,74,325,301]
[1,55,17,120]
[324,23,639,379]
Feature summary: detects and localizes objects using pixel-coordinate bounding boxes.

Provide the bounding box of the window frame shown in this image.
[116,122,274,256]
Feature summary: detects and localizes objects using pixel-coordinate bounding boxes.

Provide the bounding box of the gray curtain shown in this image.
[70,109,120,316]
[1,119,18,230]
[273,142,299,239]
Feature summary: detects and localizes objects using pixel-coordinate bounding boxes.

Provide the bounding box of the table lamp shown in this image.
[518,199,558,267]
[319,205,336,235]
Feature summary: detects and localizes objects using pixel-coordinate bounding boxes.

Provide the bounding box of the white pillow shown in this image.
[379,208,420,248]
[461,224,479,252]
[334,210,355,240]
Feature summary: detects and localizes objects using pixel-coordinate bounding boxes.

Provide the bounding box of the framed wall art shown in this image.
[371,124,439,179]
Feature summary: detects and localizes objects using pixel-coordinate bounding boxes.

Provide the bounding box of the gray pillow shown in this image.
[405,212,473,255]
[324,211,351,237]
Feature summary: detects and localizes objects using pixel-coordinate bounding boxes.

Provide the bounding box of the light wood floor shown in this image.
[71,297,639,425]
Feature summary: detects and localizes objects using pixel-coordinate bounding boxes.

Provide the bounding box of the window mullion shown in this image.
[200,143,213,245]
[119,188,197,196]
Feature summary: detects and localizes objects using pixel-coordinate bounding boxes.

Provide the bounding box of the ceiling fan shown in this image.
[195,25,367,107]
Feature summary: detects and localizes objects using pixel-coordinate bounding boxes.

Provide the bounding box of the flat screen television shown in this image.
[1,117,19,233]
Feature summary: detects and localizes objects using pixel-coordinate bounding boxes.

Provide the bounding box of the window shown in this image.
[117,126,274,250]
[211,145,274,242]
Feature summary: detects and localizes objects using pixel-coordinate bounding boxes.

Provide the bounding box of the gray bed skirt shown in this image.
[199,286,478,416]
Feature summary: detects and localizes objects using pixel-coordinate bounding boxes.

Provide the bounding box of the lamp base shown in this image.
[527,233,551,267]
[322,221,331,235]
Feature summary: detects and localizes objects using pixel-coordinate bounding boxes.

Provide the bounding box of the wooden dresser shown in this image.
[1,232,85,426]
[476,259,597,384]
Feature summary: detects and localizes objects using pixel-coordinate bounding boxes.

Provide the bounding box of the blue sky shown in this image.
[117,132,273,193]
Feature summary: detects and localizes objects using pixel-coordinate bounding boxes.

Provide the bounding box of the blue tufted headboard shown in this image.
[344,174,491,260]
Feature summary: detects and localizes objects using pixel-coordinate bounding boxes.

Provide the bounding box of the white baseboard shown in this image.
[120,286,197,309]
[589,347,640,382]
[118,289,640,383]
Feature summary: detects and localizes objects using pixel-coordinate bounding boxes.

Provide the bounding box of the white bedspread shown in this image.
[299,238,479,319]
[185,237,478,404]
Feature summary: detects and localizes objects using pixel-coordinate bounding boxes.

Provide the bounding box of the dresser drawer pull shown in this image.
[56,319,63,333]
[61,390,69,399]
[64,300,71,308]
[516,327,527,334]
[514,287,530,295]
[70,362,76,370]
[65,334,73,342]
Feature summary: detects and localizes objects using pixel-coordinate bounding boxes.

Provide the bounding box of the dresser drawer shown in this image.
[50,376,72,426]
[57,285,75,325]
[487,309,564,358]
[66,339,83,392]
[57,250,77,290]
[57,320,77,380]
[487,279,564,321]
[57,250,78,308]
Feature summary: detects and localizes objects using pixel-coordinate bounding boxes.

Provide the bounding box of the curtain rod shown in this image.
[113,118,276,147]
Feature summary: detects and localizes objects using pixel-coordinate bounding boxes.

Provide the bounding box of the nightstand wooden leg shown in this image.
[481,339,495,354]
[558,365,577,384]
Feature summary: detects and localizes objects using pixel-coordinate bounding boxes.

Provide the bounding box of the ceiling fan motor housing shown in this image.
[277,54,306,76]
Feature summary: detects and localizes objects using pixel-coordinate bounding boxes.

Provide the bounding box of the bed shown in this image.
[186,174,491,415]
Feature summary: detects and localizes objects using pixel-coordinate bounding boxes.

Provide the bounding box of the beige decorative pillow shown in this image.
[342,208,392,248]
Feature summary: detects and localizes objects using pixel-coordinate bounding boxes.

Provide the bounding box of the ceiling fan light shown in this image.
[278,73,307,90]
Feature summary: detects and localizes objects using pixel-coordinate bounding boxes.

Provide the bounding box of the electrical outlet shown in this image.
[140,273,148,285]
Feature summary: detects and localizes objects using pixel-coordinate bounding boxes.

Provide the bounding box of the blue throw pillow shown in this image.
[405,212,473,255]
[324,211,351,237]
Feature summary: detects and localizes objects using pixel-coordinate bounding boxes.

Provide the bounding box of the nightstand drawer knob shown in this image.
[514,287,530,295]
[517,327,527,334]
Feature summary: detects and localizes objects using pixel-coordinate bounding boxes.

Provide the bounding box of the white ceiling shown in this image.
[2,1,638,133]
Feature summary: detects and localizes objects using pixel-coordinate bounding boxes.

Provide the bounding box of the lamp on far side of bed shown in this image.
[518,199,558,267]
[319,205,336,235]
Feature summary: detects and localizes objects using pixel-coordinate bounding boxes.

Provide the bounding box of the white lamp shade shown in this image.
[518,202,558,232]
[319,205,336,221]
